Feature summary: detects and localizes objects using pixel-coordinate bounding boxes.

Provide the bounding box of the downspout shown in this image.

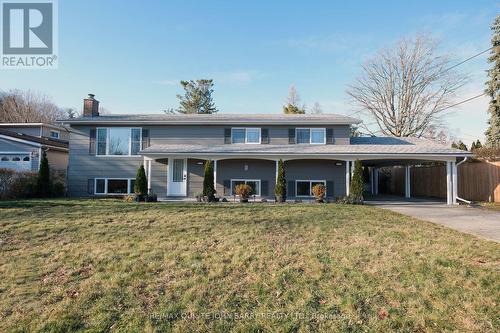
[455,157,472,204]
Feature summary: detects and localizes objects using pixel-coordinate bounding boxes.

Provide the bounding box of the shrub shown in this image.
[312,184,326,202]
[202,160,216,201]
[134,165,148,195]
[36,150,50,197]
[235,184,252,201]
[123,195,135,202]
[9,172,37,199]
[349,160,364,203]
[52,181,65,197]
[0,168,16,199]
[274,159,286,202]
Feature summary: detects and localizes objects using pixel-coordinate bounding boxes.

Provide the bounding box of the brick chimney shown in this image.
[83,94,99,117]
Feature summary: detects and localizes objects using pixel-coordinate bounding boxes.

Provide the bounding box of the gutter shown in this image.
[455,157,472,204]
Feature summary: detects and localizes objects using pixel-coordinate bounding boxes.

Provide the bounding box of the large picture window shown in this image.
[295,128,326,144]
[296,180,326,197]
[96,128,142,156]
[94,178,135,195]
[231,179,261,196]
[231,128,261,144]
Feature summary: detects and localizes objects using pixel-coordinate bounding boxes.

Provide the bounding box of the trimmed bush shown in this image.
[134,165,148,195]
[36,150,50,197]
[274,159,286,202]
[203,160,216,201]
[349,160,364,203]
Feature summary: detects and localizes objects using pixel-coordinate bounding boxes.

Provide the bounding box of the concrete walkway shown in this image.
[366,196,500,242]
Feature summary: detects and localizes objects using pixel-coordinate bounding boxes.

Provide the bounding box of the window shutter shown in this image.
[261,128,269,144]
[326,128,334,144]
[261,180,269,196]
[288,128,295,144]
[89,129,96,155]
[287,181,295,197]
[142,129,150,149]
[223,180,231,195]
[224,128,231,144]
[326,181,334,197]
[87,179,94,195]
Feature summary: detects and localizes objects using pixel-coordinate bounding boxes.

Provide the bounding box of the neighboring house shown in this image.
[0,123,69,172]
[62,94,471,204]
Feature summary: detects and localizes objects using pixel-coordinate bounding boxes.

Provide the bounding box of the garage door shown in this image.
[0,154,32,171]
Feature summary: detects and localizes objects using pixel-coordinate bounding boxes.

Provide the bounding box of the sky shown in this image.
[0,0,498,144]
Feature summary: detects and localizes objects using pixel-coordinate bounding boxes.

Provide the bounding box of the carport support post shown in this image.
[446,161,453,205]
[373,168,379,195]
[452,161,457,205]
[404,165,411,199]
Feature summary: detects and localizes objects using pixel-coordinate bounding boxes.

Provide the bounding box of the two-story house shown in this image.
[62,94,470,204]
[0,123,69,172]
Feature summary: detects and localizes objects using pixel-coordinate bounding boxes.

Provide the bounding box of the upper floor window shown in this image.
[50,130,60,139]
[231,128,261,144]
[296,128,326,144]
[97,128,142,156]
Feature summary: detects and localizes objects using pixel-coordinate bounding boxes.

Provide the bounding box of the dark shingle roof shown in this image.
[0,129,68,149]
[61,113,361,125]
[141,136,470,157]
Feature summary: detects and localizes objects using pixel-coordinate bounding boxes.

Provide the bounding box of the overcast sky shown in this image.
[1,0,497,144]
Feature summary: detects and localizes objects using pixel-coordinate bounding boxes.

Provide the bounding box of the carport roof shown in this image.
[141,136,471,157]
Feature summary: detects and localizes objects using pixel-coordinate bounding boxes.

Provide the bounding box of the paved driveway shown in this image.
[366,197,500,242]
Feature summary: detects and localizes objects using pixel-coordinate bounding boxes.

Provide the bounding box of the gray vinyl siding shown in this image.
[187,159,205,197]
[67,127,142,197]
[216,159,276,198]
[66,125,350,197]
[148,124,351,145]
[285,159,346,197]
[42,126,70,141]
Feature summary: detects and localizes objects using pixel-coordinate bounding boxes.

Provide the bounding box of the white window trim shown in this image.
[231,128,262,144]
[94,178,135,195]
[295,180,326,197]
[230,179,261,196]
[49,130,60,139]
[96,128,142,157]
[295,128,326,145]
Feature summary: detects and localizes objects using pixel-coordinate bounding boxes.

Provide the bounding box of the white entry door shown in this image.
[167,158,187,196]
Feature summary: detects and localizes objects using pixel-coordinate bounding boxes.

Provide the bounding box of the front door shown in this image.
[167,158,187,196]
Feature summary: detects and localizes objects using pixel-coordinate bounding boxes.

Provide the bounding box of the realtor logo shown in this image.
[1,0,58,69]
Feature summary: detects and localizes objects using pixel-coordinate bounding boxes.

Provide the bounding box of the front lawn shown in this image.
[0,200,498,332]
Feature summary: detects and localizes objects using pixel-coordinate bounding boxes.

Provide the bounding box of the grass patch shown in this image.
[0,199,498,332]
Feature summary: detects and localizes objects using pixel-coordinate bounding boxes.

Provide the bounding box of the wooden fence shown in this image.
[380,161,500,202]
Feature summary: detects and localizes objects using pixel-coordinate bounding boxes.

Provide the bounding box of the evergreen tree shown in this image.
[202,160,216,201]
[458,140,468,151]
[451,142,459,149]
[274,159,287,201]
[134,165,148,195]
[470,141,477,151]
[36,150,50,197]
[349,160,364,203]
[475,139,483,149]
[176,80,218,114]
[486,13,500,146]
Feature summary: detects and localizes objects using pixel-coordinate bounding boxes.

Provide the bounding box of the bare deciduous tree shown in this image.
[347,36,468,137]
[283,85,306,114]
[311,102,323,114]
[0,89,65,123]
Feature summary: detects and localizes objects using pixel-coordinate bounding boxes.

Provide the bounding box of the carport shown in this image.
[345,137,472,205]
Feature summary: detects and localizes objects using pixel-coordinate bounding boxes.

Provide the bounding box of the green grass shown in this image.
[0,199,498,332]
